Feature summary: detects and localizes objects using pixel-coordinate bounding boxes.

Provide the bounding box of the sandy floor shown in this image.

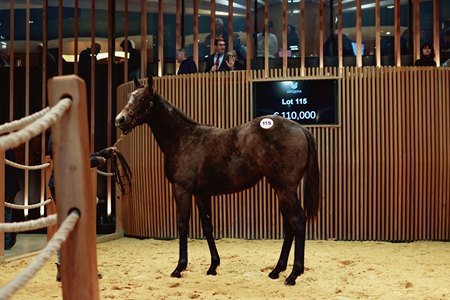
[1,238,449,299]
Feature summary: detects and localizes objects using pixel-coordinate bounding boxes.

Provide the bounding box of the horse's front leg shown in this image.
[171,185,192,278]
[195,195,220,275]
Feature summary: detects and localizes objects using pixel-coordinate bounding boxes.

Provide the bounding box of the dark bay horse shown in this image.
[115,77,321,285]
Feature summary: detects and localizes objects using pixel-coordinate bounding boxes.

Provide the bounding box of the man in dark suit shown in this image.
[204,37,228,72]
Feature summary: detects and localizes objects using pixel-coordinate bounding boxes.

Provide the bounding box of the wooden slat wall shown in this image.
[116,67,450,241]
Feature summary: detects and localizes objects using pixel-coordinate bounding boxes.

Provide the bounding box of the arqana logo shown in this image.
[290,81,298,90]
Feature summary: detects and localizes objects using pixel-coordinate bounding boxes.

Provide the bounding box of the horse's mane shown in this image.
[155,92,199,126]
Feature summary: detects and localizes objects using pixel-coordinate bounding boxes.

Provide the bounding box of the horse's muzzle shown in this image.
[115,113,132,134]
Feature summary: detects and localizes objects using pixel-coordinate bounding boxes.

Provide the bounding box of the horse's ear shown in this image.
[134,77,143,88]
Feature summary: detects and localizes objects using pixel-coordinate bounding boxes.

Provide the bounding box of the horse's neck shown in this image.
[148,95,195,154]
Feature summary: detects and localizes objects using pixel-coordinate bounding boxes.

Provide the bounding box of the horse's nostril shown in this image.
[115,115,125,126]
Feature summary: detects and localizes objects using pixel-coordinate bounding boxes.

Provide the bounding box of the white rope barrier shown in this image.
[4,199,52,210]
[4,159,50,171]
[97,169,114,177]
[0,211,79,300]
[0,98,72,152]
[0,107,50,135]
[0,214,57,233]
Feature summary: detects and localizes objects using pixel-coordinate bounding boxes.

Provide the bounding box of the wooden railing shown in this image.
[116,67,450,241]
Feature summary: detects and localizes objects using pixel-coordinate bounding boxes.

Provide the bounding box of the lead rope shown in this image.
[113,133,126,148]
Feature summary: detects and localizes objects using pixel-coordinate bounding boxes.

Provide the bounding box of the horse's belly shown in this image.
[193,171,261,196]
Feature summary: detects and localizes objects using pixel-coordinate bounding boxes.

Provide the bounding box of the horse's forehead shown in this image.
[128,88,145,103]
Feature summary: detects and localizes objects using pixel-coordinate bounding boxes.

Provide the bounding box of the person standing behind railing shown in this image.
[204,37,228,72]
[415,42,436,67]
[176,48,197,75]
[120,40,141,81]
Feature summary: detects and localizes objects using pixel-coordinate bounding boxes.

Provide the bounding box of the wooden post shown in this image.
[48,75,99,300]
[0,150,5,260]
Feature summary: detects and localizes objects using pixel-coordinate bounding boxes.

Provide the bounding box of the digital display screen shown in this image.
[253,79,339,125]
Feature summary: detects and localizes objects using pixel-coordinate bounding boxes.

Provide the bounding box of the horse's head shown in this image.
[115,77,155,134]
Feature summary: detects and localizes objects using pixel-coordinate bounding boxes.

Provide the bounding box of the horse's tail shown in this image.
[302,128,321,221]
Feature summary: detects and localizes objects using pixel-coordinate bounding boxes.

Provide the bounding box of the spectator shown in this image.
[224,50,244,71]
[204,37,228,72]
[78,43,101,66]
[120,40,141,80]
[0,48,9,67]
[323,33,355,57]
[3,149,21,250]
[256,20,278,59]
[415,42,436,66]
[287,24,299,55]
[176,48,197,75]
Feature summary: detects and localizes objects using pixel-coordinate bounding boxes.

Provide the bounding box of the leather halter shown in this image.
[123,93,153,132]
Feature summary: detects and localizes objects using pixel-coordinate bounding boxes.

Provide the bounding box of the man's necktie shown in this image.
[215,54,220,69]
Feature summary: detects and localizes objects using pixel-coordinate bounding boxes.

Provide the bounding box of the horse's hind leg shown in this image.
[171,186,192,278]
[268,216,294,279]
[196,195,220,275]
[275,189,307,286]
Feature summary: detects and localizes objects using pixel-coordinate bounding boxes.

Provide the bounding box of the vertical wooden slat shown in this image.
[90,0,95,150]
[319,0,324,68]
[375,0,381,67]
[300,0,305,74]
[158,0,163,76]
[193,0,199,69]
[337,0,343,68]
[228,0,234,51]
[433,0,440,66]
[107,0,113,217]
[141,0,147,78]
[245,0,252,76]
[24,0,31,215]
[263,0,269,78]
[355,0,362,67]
[175,0,181,74]
[58,0,63,75]
[394,0,401,66]
[74,0,79,74]
[9,0,14,121]
[413,0,420,61]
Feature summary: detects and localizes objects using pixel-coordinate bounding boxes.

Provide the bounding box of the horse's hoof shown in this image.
[284,275,297,286]
[171,271,182,278]
[268,270,279,279]
[206,270,217,276]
